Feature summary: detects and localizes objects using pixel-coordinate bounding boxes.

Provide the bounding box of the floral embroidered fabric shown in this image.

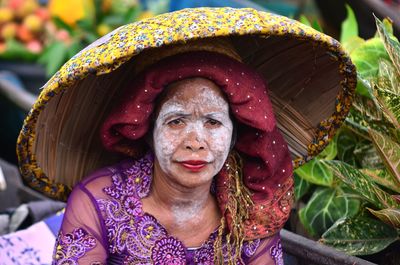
[53,154,283,264]
[53,228,97,264]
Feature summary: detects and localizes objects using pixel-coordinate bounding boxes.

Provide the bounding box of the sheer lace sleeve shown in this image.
[53,184,108,264]
[247,234,283,265]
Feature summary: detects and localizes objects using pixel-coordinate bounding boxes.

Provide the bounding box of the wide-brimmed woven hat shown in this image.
[17,7,356,201]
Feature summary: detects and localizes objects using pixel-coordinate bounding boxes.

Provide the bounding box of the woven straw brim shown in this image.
[17,7,356,201]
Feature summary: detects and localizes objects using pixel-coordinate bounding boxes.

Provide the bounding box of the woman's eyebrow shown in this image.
[204,112,228,118]
[161,111,191,119]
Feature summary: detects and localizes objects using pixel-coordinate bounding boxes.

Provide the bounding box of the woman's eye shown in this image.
[167,118,184,126]
[206,119,221,127]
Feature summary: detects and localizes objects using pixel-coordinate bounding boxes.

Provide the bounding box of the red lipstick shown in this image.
[179,160,208,172]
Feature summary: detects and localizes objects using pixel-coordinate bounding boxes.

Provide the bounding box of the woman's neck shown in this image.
[141,160,221,247]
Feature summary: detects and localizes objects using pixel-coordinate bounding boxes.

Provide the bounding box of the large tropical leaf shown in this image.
[375,16,400,76]
[325,160,400,209]
[367,207,400,229]
[340,4,358,44]
[346,92,396,139]
[336,129,358,166]
[318,136,337,160]
[295,159,333,187]
[299,187,360,237]
[369,129,400,184]
[353,140,383,169]
[376,59,400,95]
[320,215,398,255]
[351,37,390,78]
[294,172,311,201]
[375,86,400,130]
[361,168,400,193]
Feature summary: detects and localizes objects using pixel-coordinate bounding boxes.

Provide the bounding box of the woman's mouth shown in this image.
[179,160,208,172]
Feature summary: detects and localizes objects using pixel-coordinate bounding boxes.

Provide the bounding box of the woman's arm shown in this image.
[53,185,108,265]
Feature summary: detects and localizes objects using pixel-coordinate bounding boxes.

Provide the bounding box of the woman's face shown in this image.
[153,77,233,188]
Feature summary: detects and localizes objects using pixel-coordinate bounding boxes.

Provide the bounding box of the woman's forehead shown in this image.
[157,77,229,112]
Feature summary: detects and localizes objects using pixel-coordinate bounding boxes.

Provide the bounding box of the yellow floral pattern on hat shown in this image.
[17,7,356,200]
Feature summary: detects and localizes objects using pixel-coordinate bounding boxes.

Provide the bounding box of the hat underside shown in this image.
[33,34,342,189]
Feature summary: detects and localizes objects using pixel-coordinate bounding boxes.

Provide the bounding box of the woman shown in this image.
[17,7,356,265]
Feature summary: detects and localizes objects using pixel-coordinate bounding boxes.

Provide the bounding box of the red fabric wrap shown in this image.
[101,51,294,239]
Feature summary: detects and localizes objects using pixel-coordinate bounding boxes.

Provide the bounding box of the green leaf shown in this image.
[377,59,400,95]
[83,32,99,44]
[367,207,400,229]
[379,18,394,36]
[353,140,383,169]
[325,160,400,209]
[318,136,337,160]
[345,93,396,139]
[374,82,400,130]
[344,111,370,139]
[102,14,125,26]
[369,129,400,184]
[340,4,358,44]
[375,15,400,76]
[352,93,384,123]
[67,41,84,59]
[294,172,311,201]
[94,0,103,23]
[38,41,68,77]
[295,158,334,187]
[52,17,74,34]
[123,6,142,24]
[355,75,373,98]
[299,187,360,237]
[320,215,398,255]
[298,15,322,32]
[350,38,390,83]
[343,36,365,55]
[361,168,400,193]
[336,129,358,166]
[76,18,95,33]
[0,39,38,61]
[299,15,311,27]
[311,20,323,33]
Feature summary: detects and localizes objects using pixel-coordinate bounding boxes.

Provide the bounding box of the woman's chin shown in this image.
[170,166,215,188]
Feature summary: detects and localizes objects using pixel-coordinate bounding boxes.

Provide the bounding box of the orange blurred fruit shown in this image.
[15,0,39,18]
[23,14,43,33]
[1,22,18,39]
[55,29,71,44]
[7,0,24,10]
[0,42,6,53]
[0,7,14,24]
[17,24,35,42]
[35,7,50,21]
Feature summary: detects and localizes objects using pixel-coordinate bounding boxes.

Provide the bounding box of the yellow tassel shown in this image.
[213,151,253,264]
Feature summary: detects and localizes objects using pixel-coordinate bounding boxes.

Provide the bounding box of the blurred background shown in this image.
[0,1,399,264]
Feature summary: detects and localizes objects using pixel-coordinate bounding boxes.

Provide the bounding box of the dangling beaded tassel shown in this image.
[214,151,254,265]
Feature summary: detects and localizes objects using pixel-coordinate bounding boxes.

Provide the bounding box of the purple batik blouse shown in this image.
[53,154,283,264]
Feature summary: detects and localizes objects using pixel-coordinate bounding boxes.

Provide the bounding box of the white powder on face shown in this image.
[153,85,233,182]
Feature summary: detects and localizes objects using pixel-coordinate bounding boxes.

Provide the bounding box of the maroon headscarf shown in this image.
[101,51,294,239]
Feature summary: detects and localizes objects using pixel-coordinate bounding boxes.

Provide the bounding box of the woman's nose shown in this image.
[184,131,205,151]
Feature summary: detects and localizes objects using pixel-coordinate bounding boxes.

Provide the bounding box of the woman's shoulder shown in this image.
[75,154,153,199]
